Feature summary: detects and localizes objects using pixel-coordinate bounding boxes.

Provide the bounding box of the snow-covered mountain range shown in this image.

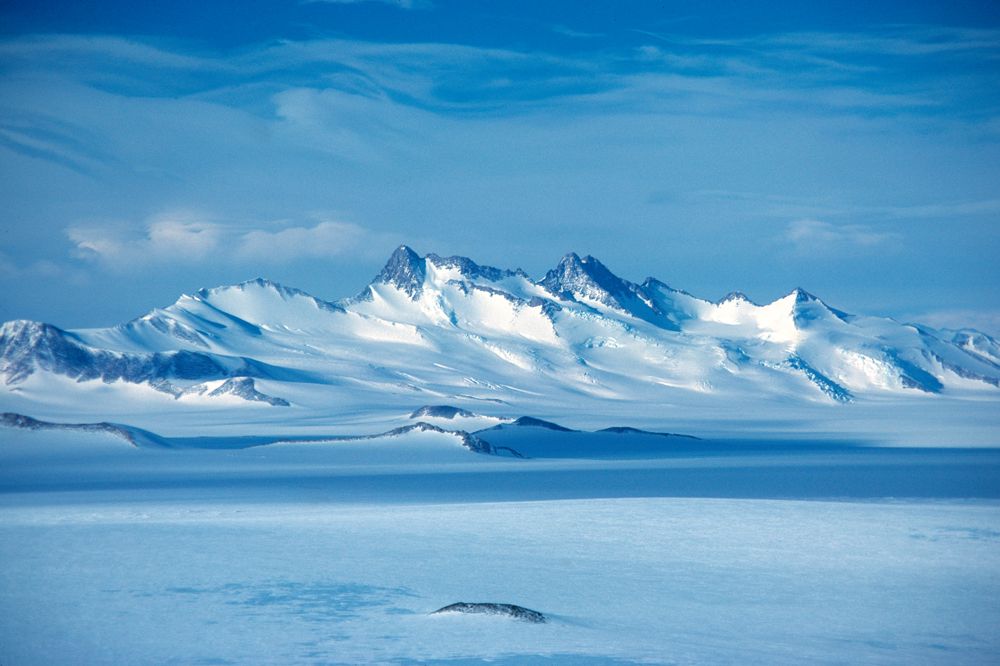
[2,246,999,443]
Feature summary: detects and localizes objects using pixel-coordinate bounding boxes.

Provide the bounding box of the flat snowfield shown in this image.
[2,431,999,664]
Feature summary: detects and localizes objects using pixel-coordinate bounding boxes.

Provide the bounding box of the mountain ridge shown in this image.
[2,246,999,422]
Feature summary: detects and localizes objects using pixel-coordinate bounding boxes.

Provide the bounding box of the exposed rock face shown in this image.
[193,377,290,406]
[0,320,278,387]
[540,252,633,308]
[431,602,546,623]
[509,416,575,432]
[539,253,674,328]
[781,355,853,402]
[598,426,700,439]
[0,412,165,447]
[718,291,756,305]
[2,412,529,455]
[425,253,523,283]
[376,245,427,298]
[381,422,522,457]
[366,246,525,301]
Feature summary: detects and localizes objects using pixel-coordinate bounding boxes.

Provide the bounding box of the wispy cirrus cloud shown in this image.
[552,25,605,40]
[762,26,1000,56]
[1,26,980,118]
[1,24,998,325]
[0,34,223,70]
[301,0,432,9]
[909,309,1000,336]
[673,190,1000,223]
[645,25,1000,59]
[784,219,899,252]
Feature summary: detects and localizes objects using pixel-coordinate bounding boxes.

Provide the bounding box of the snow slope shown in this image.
[2,246,998,444]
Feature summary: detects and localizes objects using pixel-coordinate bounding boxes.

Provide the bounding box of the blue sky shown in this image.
[1,1,999,332]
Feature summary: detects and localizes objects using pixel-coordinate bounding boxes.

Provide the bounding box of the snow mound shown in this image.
[181,377,290,406]
[409,405,477,419]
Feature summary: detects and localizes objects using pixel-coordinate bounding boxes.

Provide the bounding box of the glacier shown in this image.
[2,421,999,664]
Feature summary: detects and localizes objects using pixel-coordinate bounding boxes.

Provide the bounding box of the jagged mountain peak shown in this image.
[539,252,632,303]
[777,287,852,325]
[718,291,755,305]
[367,245,639,308]
[789,287,819,303]
[368,246,526,301]
[536,253,685,329]
[552,252,612,276]
[425,253,524,282]
[390,243,421,261]
[558,250,583,265]
[642,277,683,294]
[376,245,427,298]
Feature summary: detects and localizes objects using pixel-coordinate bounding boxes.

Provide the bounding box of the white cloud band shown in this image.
[68,215,372,268]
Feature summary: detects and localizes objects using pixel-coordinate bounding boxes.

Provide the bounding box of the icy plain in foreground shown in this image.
[1,428,998,665]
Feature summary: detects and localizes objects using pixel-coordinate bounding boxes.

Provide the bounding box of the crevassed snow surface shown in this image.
[2,428,999,665]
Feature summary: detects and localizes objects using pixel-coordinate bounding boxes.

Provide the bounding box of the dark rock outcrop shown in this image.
[201,377,290,406]
[0,320,294,388]
[509,416,575,432]
[432,602,546,623]
[376,245,427,298]
[598,426,700,439]
[380,422,522,457]
[0,412,166,447]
